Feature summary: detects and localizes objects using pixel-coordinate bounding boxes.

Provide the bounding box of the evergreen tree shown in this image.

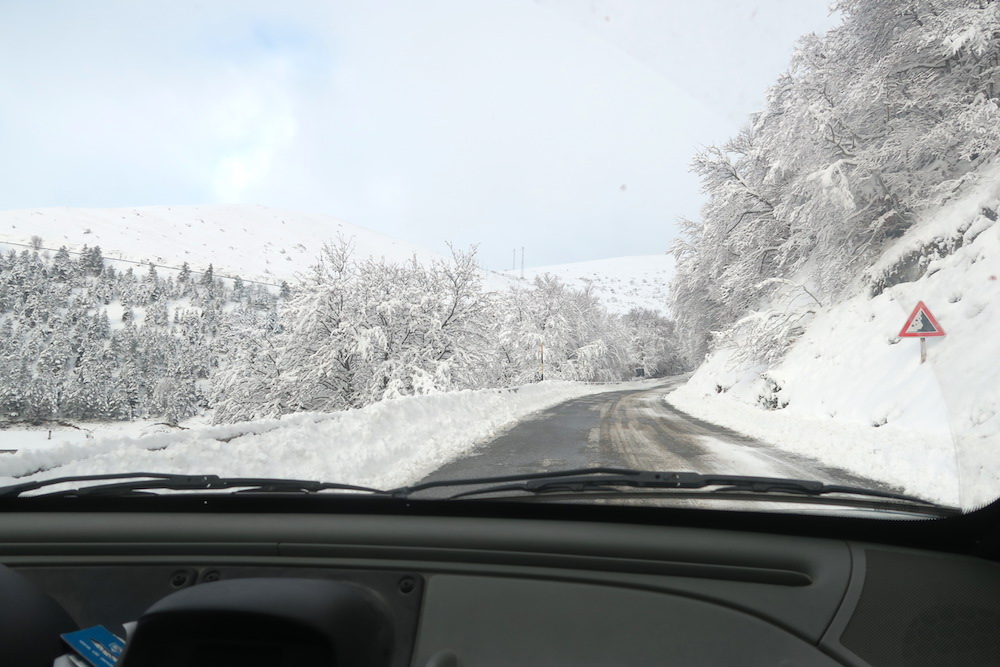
[83,246,104,276]
[52,247,73,282]
[199,264,214,287]
[0,240,264,422]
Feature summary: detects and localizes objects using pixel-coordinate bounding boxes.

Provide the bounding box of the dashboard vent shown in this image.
[840,549,1000,667]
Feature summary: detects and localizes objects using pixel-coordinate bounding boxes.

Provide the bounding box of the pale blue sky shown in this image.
[0,0,838,268]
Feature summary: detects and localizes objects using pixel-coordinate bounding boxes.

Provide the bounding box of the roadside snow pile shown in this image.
[0,381,643,491]
[0,418,213,453]
[668,173,1000,509]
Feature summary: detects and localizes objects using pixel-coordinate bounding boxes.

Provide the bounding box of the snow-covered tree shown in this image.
[0,240,264,423]
[209,240,666,423]
[672,0,1000,367]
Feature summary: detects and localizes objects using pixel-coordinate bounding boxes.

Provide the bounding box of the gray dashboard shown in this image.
[1,512,998,666]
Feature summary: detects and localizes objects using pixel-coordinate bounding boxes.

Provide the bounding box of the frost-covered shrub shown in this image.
[756,374,788,411]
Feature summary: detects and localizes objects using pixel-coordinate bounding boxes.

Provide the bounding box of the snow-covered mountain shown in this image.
[497,255,674,314]
[0,205,674,317]
[0,204,442,285]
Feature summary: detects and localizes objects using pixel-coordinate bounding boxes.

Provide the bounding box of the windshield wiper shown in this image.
[0,468,960,518]
[0,472,389,498]
[396,467,960,516]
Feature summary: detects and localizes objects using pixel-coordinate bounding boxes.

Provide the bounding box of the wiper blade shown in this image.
[0,472,390,498]
[1,468,959,517]
[396,467,957,514]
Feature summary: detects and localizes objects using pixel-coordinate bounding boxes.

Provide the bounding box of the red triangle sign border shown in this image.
[899,301,946,338]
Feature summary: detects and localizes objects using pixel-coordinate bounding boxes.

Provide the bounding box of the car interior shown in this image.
[2,493,1000,666]
[2,2,998,666]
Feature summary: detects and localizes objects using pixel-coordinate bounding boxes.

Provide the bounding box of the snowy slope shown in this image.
[497,254,674,314]
[0,205,671,314]
[0,205,442,285]
[668,169,1000,509]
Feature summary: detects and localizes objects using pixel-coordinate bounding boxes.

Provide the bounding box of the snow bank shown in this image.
[668,351,961,505]
[0,418,215,453]
[669,172,1000,509]
[0,381,645,491]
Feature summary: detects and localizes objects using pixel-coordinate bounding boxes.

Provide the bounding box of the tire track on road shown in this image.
[417,378,898,500]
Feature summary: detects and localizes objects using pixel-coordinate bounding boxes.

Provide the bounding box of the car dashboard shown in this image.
[2,500,1000,666]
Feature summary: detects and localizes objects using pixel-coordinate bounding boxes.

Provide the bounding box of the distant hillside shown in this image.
[497,255,674,314]
[0,204,442,285]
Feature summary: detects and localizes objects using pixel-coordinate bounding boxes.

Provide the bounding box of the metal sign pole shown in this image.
[920,337,927,364]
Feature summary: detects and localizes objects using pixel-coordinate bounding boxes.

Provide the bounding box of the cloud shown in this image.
[0,0,835,267]
[206,69,299,202]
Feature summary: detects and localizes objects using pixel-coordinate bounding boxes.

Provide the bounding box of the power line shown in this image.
[0,238,284,289]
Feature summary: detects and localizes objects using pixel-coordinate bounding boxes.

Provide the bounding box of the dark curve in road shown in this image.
[416,377,895,502]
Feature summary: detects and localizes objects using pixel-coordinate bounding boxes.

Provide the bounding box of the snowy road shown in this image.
[416,377,895,501]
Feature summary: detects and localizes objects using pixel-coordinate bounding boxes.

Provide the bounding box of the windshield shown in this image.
[0,0,996,515]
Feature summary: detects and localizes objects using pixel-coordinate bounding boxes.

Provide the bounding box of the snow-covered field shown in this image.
[0,381,651,491]
[668,171,1000,509]
[0,204,442,285]
[497,254,674,314]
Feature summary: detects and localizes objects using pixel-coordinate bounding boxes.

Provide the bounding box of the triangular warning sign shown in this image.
[899,301,946,338]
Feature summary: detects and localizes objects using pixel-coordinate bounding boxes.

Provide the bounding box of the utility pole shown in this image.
[540,341,545,381]
[521,246,524,279]
[513,249,516,271]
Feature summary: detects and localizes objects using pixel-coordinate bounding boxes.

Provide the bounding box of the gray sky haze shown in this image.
[0,0,838,268]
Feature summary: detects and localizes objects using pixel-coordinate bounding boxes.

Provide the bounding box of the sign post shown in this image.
[898,301,946,364]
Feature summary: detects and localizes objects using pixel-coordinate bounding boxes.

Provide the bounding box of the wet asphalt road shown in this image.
[415,377,894,502]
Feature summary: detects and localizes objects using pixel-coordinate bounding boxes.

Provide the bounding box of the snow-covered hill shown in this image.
[0,205,442,285]
[0,206,672,318]
[497,255,674,314]
[668,169,1000,509]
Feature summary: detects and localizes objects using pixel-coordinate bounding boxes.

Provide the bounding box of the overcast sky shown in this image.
[0,0,838,269]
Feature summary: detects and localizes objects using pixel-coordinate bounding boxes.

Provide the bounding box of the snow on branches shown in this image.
[210,241,683,423]
[671,0,1000,367]
[0,235,683,426]
[0,246,271,423]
